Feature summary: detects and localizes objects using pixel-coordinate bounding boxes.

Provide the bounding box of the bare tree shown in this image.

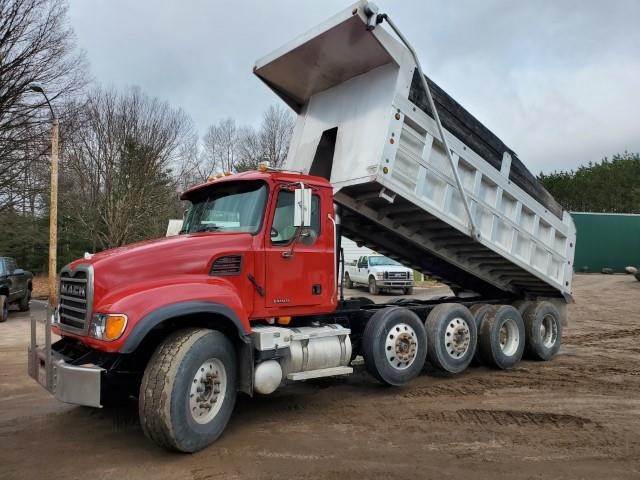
[260,105,294,168]
[236,105,294,171]
[0,0,88,212]
[61,87,194,250]
[201,118,239,176]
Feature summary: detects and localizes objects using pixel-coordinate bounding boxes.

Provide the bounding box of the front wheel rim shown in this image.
[189,358,227,424]
[385,323,418,370]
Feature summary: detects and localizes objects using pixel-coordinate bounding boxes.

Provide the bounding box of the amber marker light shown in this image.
[90,314,128,341]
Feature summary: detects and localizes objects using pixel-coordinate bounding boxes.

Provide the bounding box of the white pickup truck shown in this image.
[344,255,414,295]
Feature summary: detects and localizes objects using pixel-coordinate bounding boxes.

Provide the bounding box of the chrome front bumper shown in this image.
[28,307,103,408]
[378,281,413,287]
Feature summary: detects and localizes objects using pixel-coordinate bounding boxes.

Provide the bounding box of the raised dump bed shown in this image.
[254,1,576,300]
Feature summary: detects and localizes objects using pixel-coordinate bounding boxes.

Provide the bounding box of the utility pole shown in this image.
[29,84,59,308]
[49,117,59,306]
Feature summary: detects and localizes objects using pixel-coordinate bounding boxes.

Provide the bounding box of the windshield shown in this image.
[369,256,401,267]
[182,180,268,234]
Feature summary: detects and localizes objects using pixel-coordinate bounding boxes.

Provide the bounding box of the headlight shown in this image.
[90,313,128,341]
[376,272,384,279]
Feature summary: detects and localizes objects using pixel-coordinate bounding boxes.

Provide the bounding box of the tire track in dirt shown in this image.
[565,327,640,346]
[416,409,596,429]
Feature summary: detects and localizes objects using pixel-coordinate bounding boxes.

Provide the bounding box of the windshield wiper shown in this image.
[194,224,221,232]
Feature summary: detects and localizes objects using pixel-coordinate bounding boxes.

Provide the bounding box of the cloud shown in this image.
[67,0,640,173]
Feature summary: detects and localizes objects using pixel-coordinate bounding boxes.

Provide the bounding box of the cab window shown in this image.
[271,190,320,245]
[6,259,16,274]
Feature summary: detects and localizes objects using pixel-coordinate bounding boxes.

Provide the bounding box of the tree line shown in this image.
[0,0,293,273]
[538,152,640,214]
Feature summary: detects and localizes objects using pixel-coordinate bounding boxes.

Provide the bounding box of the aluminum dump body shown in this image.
[254,1,576,300]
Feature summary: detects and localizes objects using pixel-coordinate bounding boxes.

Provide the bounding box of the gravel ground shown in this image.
[1,275,639,479]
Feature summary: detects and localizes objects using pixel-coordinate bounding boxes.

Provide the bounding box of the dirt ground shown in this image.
[1,275,639,479]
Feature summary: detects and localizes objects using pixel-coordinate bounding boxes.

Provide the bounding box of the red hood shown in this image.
[69,233,253,307]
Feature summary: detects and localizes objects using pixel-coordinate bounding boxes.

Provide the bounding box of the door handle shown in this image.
[281,250,293,259]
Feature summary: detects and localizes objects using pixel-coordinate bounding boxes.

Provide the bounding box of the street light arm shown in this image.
[29,83,57,120]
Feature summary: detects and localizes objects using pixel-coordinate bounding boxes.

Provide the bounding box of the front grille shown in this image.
[210,255,242,276]
[59,266,92,331]
[385,271,409,280]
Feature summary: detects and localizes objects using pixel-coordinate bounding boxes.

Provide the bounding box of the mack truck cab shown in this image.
[28,1,572,453]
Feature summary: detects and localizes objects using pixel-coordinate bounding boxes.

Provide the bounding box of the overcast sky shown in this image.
[67,0,639,174]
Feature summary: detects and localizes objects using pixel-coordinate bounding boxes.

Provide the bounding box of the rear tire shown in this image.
[523,301,562,361]
[344,273,353,289]
[469,304,492,364]
[139,328,237,452]
[19,287,31,312]
[478,305,525,370]
[368,277,379,295]
[362,307,427,386]
[425,303,477,374]
[0,295,8,322]
[511,300,532,317]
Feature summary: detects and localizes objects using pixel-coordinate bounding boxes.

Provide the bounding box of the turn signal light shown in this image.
[277,316,292,325]
[90,313,128,341]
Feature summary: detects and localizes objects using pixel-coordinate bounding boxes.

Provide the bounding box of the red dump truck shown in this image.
[29,1,575,452]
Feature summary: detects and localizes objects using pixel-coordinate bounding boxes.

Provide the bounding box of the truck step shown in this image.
[287,366,353,381]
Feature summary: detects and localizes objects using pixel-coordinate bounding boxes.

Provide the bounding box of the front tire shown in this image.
[403,287,413,295]
[344,273,353,289]
[19,287,31,312]
[0,295,8,322]
[139,328,237,452]
[362,307,427,386]
[368,277,379,295]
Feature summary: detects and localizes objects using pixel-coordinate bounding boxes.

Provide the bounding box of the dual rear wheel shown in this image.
[362,301,562,385]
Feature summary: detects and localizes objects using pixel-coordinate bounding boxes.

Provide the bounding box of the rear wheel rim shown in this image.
[385,323,418,370]
[189,358,227,424]
[445,317,470,358]
[540,314,558,348]
[499,318,519,356]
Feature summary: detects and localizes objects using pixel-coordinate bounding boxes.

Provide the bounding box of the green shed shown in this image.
[571,212,640,273]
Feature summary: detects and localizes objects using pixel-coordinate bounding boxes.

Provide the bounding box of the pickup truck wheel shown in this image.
[344,273,353,289]
[139,328,237,452]
[425,303,477,374]
[478,305,525,369]
[403,287,413,295]
[523,302,562,361]
[362,307,427,386]
[368,277,379,295]
[0,295,7,322]
[19,287,31,312]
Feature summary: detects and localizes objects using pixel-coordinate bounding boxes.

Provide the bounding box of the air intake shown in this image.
[210,255,242,276]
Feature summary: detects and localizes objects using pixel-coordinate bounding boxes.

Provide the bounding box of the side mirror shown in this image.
[13,268,25,275]
[293,185,312,227]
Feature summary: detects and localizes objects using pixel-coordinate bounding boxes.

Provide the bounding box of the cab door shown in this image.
[263,186,334,310]
[357,256,369,282]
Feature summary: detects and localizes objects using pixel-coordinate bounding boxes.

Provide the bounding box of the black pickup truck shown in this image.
[0,257,32,322]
